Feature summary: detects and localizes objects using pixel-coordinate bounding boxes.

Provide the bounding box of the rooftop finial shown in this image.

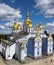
[26,12,30,19]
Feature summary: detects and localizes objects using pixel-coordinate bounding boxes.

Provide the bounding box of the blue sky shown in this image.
[0,0,54,34]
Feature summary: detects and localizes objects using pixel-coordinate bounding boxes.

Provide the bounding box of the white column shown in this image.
[20,44,26,63]
[20,49,25,62]
[27,28,29,33]
[47,34,53,55]
[0,43,2,52]
[5,46,11,60]
[30,28,31,33]
[47,41,53,54]
[34,45,37,58]
[34,34,42,58]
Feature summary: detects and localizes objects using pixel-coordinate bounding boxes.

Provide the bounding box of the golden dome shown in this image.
[24,12,32,26]
[28,22,32,28]
[39,22,43,29]
[17,24,21,30]
[24,19,31,25]
[40,25,43,29]
[13,22,17,29]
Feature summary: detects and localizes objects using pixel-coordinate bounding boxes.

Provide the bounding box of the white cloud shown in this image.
[0,29,12,34]
[0,25,6,29]
[44,8,54,18]
[34,0,54,18]
[0,3,22,21]
[4,20,14,27]
[0,24,12,34]
[0,24,11,29]
[34,0,52,10]
[0,21,23,34]
[44,22,54,34]
[4,21,23,27]
[0,3,22,34]
[45,22,54,27]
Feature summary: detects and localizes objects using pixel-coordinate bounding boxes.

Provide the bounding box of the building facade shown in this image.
[42,34,53,55]
[0,12,53,63]
[23,12,33,33]
[1,39,16,60]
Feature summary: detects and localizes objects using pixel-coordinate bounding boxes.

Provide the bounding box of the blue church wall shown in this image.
[53,40,54,52]
[27,38,34,58]
[42,38,47,55]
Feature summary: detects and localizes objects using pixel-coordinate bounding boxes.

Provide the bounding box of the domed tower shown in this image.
[39,22,43,30]
[12,22,21,33]
[12,22,17,33]
[17,24,21,33]
[23,12,33,33]
[39,22,46,38]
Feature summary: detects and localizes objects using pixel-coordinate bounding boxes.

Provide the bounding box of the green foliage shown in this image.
[0,34,11,41]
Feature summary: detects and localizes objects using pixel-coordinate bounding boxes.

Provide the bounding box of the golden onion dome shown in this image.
[17,24,21,30]
[13,22,17,29]
[28,22,32,28]
[39,22,43,29]
[24,19,31,25]
[13,25,17,29]
[24,12,32,25]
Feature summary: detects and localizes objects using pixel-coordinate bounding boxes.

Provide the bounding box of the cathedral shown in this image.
[12,12,33,34]
[0,12,53,63]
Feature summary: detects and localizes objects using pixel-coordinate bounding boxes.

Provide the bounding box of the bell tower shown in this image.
[23,12,33,33]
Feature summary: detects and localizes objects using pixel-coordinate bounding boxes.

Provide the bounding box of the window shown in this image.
[37,48,39,55]
[50,48,51,52]
[24,44,27,54]
[38,43,39,46]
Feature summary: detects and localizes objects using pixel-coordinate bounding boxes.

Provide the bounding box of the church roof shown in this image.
[1,39,15,47]
[24,12,33,28]
[39,22,43,30]
[17,24,21,30]
[28,22,33,28]
[13,22,17,29]
[13,22,21,30]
